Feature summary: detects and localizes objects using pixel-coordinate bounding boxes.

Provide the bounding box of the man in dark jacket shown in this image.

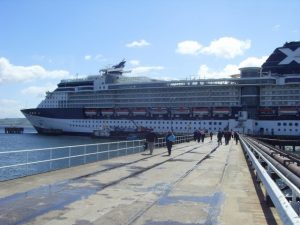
[234,132,239,145]
[145,131,157,155]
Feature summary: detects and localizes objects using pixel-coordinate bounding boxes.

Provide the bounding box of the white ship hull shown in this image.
[23,113,300,136]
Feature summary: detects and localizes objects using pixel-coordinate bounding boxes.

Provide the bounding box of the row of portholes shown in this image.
[70,120,224,126]
[69,123,225,131]
[277,122,298,126]
[255,122,299,127]
[264,128,299,132]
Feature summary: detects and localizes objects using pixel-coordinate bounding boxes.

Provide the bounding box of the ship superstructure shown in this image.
[22,42,300,136]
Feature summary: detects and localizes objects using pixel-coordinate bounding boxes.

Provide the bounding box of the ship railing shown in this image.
[239,135,300,225]
[0,134,193,182]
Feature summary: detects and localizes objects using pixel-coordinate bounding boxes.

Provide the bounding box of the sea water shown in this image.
[0,126,120,181]
[0,126,111,152]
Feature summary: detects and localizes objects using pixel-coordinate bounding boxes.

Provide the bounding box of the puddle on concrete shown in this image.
[156,192,224,225]
[0,179,103,225]
[144,220,200,225]
[157,192,223,206]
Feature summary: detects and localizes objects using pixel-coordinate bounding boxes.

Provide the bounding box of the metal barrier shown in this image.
[0,135,193,181]
[240,135,300,225]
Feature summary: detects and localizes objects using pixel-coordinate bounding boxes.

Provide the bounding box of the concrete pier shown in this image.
[0,139,282,225]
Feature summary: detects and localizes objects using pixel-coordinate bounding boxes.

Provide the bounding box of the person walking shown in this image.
[201,130,205,142]
[234,131,239,145]
[217,130,223,145]
[145,131,157,155]
[166,131,176,156]
[209,131,213,141]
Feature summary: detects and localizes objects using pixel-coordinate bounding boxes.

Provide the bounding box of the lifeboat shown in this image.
[192,107,209,116]
[278,107,299,115]
[132,108,147,116]
[213,107,231,115]
[259,107,274,115]
[101,108,114,116]
[84,108,97,117]
[115,108,129,116]
[171,107,190,115]
[150,107,168,115]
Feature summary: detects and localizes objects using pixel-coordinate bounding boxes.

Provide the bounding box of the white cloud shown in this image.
[0,99,23,118]
[94,54,105,61]
[130,66,164,75]
[84,54,105,62]
[201,37,251,59]
[21,84,56,98]
[84,55,92,60]
[176,41,202,55]
[0,57,69,83]
[272,24,280,31]
[197,56,267,79]
[126,39,150,48]
[129,60,140,66]
[239,56,268,68]
[176,37,251,58]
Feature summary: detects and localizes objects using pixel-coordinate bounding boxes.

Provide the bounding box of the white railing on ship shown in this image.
[0,135,193,181]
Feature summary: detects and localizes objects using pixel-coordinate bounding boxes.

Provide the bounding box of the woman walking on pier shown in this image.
[166,131,176,156]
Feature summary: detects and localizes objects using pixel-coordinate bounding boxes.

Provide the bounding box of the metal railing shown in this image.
[240,135,300,225]
[0,135,193,181]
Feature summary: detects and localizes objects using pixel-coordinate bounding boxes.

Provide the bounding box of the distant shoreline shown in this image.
[0,118,31,127]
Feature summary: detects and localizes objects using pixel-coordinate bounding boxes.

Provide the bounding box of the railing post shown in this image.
[84,145,86,164]
[291,191,299,215]
[69,147,71,168]
[126,141,128,155]
[26,151,29,176]
[117,142,119,157]
[108,143,110,159]
[50,149,52,170]
[97,144,99,161]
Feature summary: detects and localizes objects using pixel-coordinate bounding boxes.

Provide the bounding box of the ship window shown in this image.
[278,129,280,131]
[289,123,292,126]
[214,122,217,125]
[219,122,222,125]
[278,123,281,126]
[295,123,298,126]
[255,122,258,126]
[283,123,287,126]
[284,129,286,131]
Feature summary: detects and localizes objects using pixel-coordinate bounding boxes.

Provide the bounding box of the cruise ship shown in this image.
[22,42,300,137]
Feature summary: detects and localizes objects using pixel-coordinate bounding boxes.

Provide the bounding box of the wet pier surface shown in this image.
[0,139,282,225]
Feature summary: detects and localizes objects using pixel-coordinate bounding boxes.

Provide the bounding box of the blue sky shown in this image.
[0,0,299,118]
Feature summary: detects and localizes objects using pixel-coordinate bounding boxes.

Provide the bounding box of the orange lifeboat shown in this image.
[84,108,97,117]
[171,107,190,115]
[150,107,168,115]
[213,107,231,115]
[192,107,209,116]
[115,108,129,116]
[278,107,298,115]
[132,108,147,116]
[259,108,274,115]
[101,108,114,116]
